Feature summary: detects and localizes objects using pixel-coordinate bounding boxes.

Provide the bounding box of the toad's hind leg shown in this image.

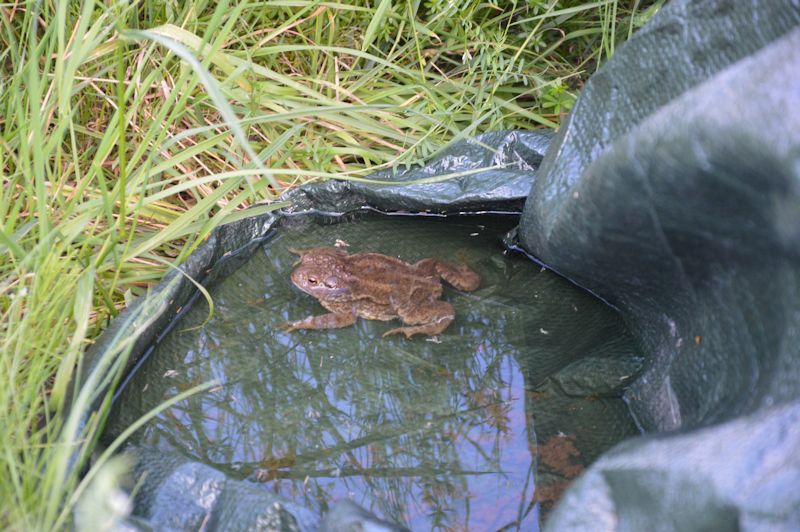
[413,258,480,292]
[383,300,455,338]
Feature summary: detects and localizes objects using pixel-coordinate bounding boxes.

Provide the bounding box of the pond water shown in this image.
[104,214,643,531]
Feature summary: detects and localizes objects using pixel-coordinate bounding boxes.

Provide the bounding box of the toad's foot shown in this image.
[284,312,357,332]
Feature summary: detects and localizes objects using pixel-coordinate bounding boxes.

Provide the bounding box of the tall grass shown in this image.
[0,0,662,528]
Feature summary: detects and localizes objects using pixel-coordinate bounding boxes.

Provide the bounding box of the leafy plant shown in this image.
[541,81,576,115]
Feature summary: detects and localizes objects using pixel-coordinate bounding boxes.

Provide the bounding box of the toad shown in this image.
[284,247,480,338]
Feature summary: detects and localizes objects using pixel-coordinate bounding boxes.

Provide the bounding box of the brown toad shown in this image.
[284,247,480,338]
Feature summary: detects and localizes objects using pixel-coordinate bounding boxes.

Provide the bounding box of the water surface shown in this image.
[106,214,643,530]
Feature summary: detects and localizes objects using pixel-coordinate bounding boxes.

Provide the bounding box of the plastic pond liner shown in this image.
[102,210,644,530]
[83,1,800,530]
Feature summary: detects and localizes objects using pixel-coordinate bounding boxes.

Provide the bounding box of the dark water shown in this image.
[105,214,643,530]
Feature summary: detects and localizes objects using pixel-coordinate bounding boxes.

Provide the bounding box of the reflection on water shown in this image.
[105,215,643,530]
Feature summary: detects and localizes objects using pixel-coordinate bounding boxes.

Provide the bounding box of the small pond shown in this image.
[104,214,643,530]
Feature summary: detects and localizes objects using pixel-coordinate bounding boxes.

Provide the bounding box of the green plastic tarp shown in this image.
[520,1,800,529]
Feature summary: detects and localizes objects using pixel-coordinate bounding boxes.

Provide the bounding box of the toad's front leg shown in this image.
[284,311,357,332]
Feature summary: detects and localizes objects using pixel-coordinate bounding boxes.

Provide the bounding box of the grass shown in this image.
[0,0,663,528]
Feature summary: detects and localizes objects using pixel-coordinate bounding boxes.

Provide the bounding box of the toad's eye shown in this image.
[308,277,318,284]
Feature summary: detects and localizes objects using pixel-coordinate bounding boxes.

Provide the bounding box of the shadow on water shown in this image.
[104,214,643,530]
